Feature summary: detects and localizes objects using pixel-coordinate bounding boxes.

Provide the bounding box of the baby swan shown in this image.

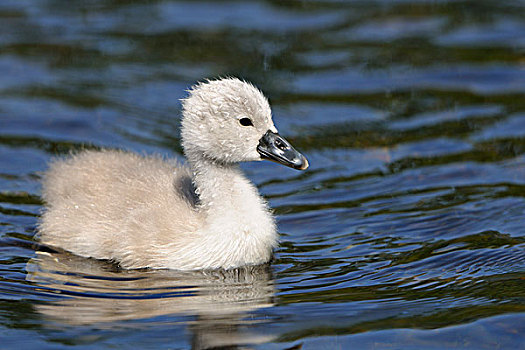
[38,78,308,270]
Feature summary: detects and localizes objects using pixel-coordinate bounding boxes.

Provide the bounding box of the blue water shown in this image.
[1,1,524,349]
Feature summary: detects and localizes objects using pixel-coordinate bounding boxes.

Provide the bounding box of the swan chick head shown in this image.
[181,78,308,170]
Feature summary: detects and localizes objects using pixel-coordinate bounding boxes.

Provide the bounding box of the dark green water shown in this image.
[1,1,524,349]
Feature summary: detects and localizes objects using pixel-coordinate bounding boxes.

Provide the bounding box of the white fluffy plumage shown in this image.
[37,78,297,270]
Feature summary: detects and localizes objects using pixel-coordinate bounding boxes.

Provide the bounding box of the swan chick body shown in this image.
[38,78,308,270]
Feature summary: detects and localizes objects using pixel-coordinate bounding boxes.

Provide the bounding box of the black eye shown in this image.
[239,118,253,127]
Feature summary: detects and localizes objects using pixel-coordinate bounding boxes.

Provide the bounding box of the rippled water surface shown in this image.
[1,1,524,349]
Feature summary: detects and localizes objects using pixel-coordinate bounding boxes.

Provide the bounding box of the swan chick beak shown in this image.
[257,130,309,170]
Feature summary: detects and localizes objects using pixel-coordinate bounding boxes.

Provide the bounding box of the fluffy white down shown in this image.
[38,78,281,270]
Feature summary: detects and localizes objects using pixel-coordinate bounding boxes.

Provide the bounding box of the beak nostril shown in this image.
[275,139,287,151]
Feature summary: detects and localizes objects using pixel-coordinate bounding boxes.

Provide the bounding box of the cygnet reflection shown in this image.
[26,250,276,349]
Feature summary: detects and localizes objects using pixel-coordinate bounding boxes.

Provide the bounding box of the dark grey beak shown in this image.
[257,130,309,170]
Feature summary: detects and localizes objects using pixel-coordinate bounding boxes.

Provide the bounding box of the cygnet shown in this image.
[38,78,308,270]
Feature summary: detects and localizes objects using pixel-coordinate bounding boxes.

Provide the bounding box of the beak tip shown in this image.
[298,157,309,170]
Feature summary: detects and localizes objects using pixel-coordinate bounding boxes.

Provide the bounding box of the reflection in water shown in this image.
[27,251,275,349]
